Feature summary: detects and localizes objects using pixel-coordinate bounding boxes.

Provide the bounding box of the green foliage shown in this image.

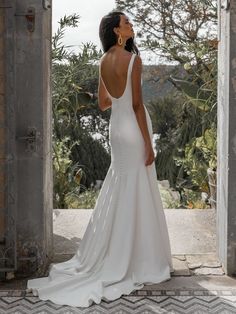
[118,0,218,204]
[175,127,217,193]
[53,137,83,208]
[195,128,217,170]
[52,15,110,208]
[70,129,111,188]
[148,95,184,189]
[52,14,80,61]
[181,189,210,209]
[116,0,217,64]
[149,89,216,197]
[158,185,181,209]
[66,188,100,209]
[171,44,217,193]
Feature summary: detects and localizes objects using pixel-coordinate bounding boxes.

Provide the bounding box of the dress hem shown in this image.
[27,271,172,308]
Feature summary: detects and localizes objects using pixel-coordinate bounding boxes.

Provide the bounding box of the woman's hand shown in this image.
[145,142,155,166]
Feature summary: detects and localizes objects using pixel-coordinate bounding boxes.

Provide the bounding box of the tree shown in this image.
[116,0,217,64]
[52,15,111,208]
[116,0,218,203]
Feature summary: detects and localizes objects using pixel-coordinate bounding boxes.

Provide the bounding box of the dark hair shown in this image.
[99,11,139,55]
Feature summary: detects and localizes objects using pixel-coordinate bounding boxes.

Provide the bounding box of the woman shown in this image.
[27,10,174,308]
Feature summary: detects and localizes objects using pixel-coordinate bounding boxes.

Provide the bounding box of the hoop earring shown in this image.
[118,34,123,46]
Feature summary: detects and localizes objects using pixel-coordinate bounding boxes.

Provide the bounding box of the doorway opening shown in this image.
[51,1,218,275]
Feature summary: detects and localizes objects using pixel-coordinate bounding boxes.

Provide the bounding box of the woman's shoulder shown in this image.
[99,50,141,69]
[99,53,106,64]
[100,49,136,60]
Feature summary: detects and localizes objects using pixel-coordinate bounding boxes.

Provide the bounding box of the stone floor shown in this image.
[53,208,222,277]
[53,208,217,255]
[1,208,236,313]
[1,277,236,313]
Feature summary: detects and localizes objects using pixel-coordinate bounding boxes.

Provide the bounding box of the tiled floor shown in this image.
[1,274,236,313]
[1,209,234,313]
[0,288,236,313]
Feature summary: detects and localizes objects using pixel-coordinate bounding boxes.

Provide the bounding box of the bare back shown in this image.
[100,51,133,99]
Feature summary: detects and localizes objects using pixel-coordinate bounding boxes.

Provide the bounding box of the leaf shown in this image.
[169,75,212,111]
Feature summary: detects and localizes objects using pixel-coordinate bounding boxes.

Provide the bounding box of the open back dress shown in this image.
[27,53,174,308]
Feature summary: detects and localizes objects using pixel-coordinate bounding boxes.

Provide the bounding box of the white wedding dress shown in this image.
[27,53,174,307]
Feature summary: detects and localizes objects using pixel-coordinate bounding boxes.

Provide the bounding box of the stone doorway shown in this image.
[0,0,235,279]
[0,0,53,276]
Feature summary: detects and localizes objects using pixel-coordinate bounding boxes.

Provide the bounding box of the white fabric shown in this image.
[27,53,174,308]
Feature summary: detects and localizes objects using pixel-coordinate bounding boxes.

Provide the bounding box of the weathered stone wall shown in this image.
[217,0,236,275]
[1,0,53,276]
[14,0,53,276]
[0,4,6,244]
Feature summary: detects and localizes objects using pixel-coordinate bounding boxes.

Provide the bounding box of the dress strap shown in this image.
[127,54,136,77]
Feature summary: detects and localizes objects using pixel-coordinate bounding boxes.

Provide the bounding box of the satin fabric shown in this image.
[27,53,173,307]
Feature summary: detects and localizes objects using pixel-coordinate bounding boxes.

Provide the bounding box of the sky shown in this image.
[52,0,157,64]
[52,0,117,53]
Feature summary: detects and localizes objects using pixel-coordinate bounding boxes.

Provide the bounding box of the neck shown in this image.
[114,42,126,50]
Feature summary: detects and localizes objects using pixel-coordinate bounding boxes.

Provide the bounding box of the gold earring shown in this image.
[118,34,123,45]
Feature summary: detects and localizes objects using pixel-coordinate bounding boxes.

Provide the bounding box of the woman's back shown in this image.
[100,49,134,100]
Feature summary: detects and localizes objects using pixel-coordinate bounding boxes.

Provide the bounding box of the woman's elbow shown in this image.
[132,101,143,113]
[98,98,111,111]
[98,101,106,111]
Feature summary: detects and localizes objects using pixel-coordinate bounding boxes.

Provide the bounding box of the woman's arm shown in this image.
[131,55,155,166]
[98,64,112,111]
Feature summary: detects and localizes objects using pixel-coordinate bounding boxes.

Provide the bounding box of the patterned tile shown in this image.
[0,289,236,313]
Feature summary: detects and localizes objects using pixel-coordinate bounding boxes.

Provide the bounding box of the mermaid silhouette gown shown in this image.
[27,53,174,307]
